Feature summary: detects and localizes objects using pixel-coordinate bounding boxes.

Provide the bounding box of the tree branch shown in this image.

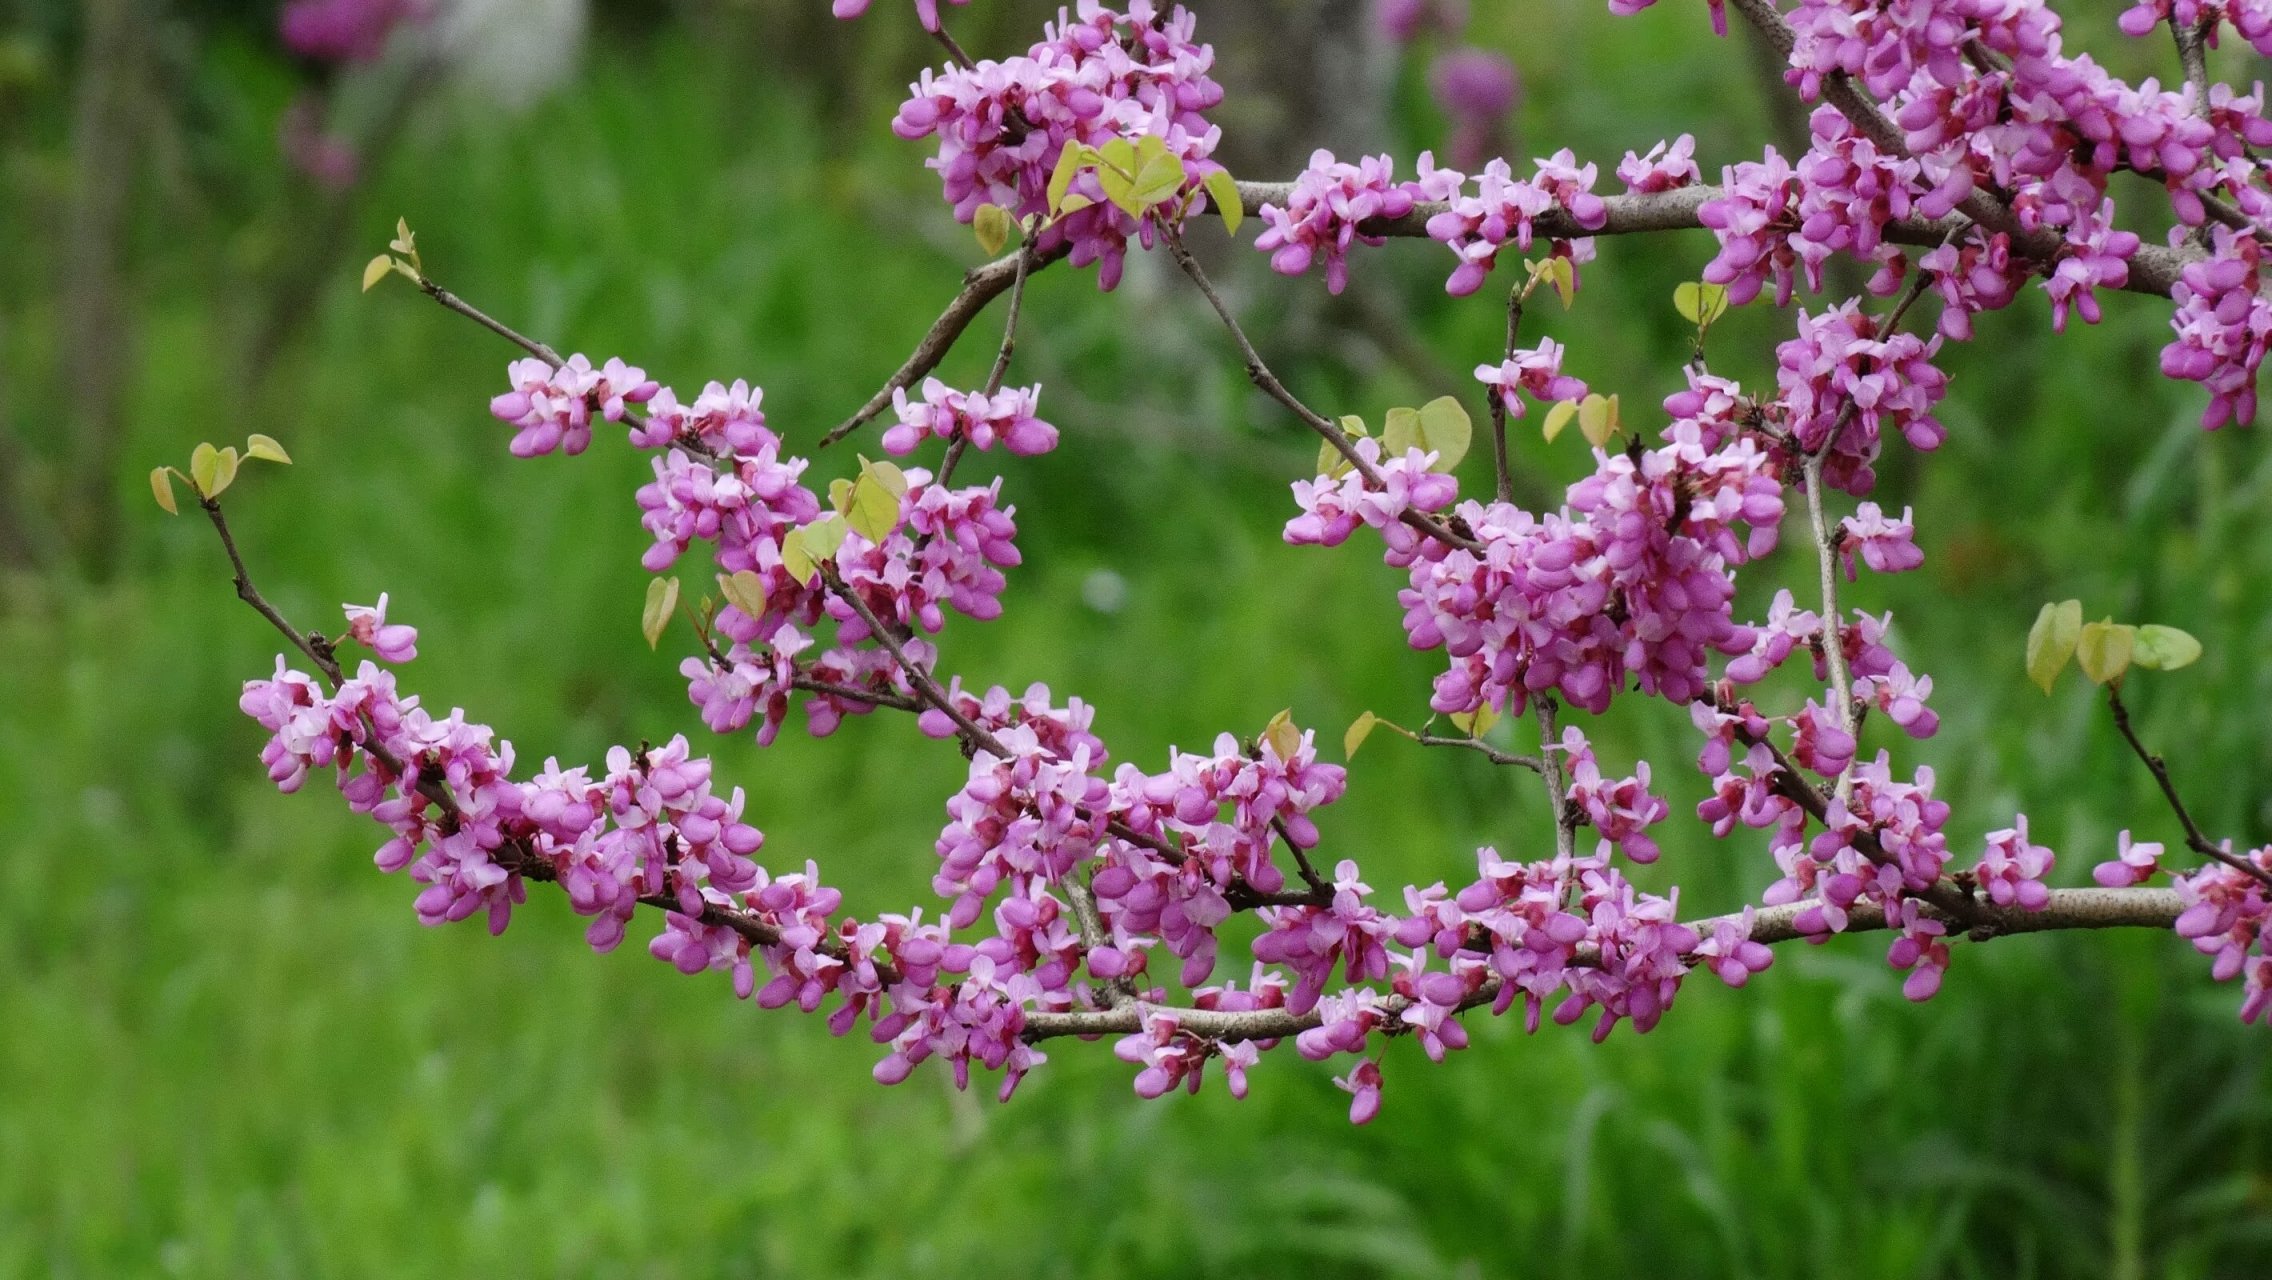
[2107,684,2272,891]
[1021,887,2184,1042]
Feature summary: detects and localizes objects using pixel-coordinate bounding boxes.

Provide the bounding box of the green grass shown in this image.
[4,10,2271,1277]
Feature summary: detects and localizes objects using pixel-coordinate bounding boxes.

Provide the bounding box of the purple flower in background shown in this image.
[1429,47,1520,169]
[280,0,426,65]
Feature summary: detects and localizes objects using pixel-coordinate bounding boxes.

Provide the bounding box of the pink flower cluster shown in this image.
[2174,847,2272,1024]
[490,356,661,458]
[1617,134,1701,193]
[1416,150,1607,296]
[890,1,1225,289]
[1283,439,1460,548]
[1341,421,1782,719]
[1773,303,1949,495]
[885,378,1059,456]
[487,354,1029,744]
[2162,227,2272,427]
[1254,150,1418,294]
[1474,339,1587,418]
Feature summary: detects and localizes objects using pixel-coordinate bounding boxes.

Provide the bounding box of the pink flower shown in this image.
[342,594,418,664]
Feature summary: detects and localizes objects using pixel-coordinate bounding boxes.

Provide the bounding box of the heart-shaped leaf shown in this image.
[642,576,681,649]
[2024,599,2082,693]
[2132,624,2203,671]
[2077,619,2137,685]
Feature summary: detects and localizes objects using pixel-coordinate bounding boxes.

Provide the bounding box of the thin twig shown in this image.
[1159,225,1480,553]
[1489,285,1524,505]
[1413,733,1546,773]
[820,242,1072,448]
[1533,698,1579,862]
[2107,684,2272,891]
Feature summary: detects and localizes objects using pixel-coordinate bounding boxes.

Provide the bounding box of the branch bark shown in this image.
[1021,887,2184,1043]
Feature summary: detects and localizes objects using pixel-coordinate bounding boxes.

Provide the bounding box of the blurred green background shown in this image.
[4,0,2271,1275]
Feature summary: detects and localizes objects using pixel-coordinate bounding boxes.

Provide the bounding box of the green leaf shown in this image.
[150,467,177,515]
[848,474,901,544]
[2024,599,2083,693]
[245,433,291,464]
[859,455,910,499]
[1344,711,1377,760]
[390,216,416,258]
[1576,393,1620,448]
[1047,139,1085,213]
[642,576,681,650]
[803,513,849,560]
[189,443,219,496]
[207,446,241,497]
[1203,168,1243,237]
[781,529,818,585]
[974,203,1013,257]
[1262,708,1302,760]
[2132,624,2203,671]
[1541,399,1579,444]
[1415,396,1472,472]
[1673,281,1730,327]
[2076,619,2137,685]
[829,476,855,515]
[1448,703,1500,738]
[1056,193,1095,216]
[1097,137,1137,178]
[362,255,393,292]
[1543,256,1575,308]
[1127,151,1186,211]
[716,570,766,622]
[1380,406,1422,458]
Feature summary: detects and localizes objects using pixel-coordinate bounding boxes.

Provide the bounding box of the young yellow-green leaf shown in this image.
[1203,168,1243,237]
[848,474,901,544]
[189,442,220,496]
[859,455,911,499]
[1097,137,1137,178]
[804,513,850,560]
[781,530,817,585]
[390,216,416,257]
[1097,166,1139,216]
[1380,405,1422,456]
[829,476,856,515]
[1448,703,1500,739]
[642,576,681,649]
[150,466,178,515]
[205,446,241,498]
[1262,708,1302,760]
[716,570,766,622]
[1673,281,1731,327]
[1541,399,1579,444]
[1127,151,1186,210]
[362,254,394,292]
[1545,256,1575,308]
[1415,395,1472,472]
[1057,193,1096,217]
[2024,599,2083,693]
[974,203,1013,257]
[2076,619,2137,685]
[1048,139,1085,213]
[245,433,291,464]
[2132,624,2203,671]
[1576,393,1620,448]
[1343,711,1378,761]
